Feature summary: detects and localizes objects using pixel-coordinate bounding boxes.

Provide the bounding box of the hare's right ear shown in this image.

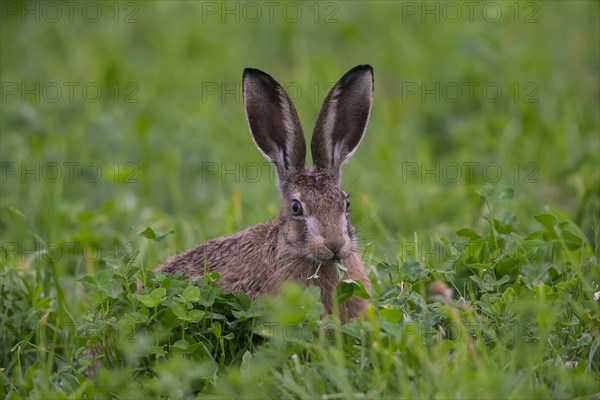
[311,65,373,183]
[243,68,306,179]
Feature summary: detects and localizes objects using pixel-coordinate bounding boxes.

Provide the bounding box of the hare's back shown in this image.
[158,221,277,282]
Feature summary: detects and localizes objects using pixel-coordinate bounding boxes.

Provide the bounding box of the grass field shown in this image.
[1,1,599,398]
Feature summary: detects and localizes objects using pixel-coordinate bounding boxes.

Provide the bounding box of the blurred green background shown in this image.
[1,1,598,276]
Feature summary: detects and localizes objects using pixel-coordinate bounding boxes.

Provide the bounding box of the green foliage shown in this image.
[1,1,599,398]
[2,192,598,398]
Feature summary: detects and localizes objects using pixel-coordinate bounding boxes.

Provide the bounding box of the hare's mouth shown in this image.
[304,248,348,265]
[314,254,340,264]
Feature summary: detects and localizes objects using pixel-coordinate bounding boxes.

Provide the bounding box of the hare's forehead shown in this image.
[292,186,344,200]
[288,172,345,206]
[290,184,345,212]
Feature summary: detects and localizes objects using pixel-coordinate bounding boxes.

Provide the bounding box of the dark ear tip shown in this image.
[243,67,273,81]
[243,68,280,90]
[349,64,373,77]
[354,64,373,72]
[344,64,374,92]
[243,67,261,79]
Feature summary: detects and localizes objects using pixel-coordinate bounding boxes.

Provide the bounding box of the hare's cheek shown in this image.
[342,215,354,237]
[303,217,323,255]
[304,216,319,238]
[286,219,308,244]
[306,235,328,259]
[347,223,355,237]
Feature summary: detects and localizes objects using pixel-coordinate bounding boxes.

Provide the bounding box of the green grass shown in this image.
[1,1,599,398]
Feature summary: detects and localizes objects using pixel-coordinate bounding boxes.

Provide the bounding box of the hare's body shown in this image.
[160,221,369,317]
[160,169,371,317]
[159,66,374,320]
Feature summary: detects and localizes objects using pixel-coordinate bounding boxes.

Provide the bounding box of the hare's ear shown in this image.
[311,65,373,182]
[243,68,306,179]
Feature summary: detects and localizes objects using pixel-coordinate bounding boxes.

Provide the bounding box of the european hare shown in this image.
[160,65,374,319]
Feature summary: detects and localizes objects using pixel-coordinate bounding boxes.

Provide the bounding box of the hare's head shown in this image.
[243,65,373,264]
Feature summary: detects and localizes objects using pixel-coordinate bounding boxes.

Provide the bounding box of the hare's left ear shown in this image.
[243,68,306,180]
[311,65,373,183]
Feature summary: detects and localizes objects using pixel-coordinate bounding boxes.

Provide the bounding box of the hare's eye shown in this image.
[291,199,303,216]
[345,196,350,211]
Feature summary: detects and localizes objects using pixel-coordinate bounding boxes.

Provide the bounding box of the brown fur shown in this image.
[159,66,375,321]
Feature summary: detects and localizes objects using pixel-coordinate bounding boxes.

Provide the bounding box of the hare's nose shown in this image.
[324,241,342,256]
